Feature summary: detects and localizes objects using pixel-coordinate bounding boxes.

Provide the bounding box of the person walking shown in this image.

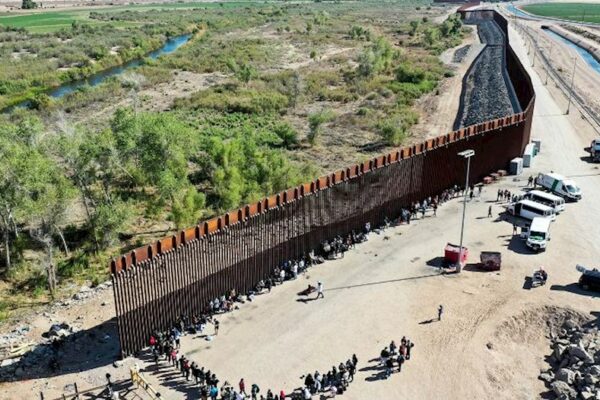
[438,304,444,321]
[433,203,437,216]
[214,319,220,336]
[316,281,324,299]
[488,205,492,218]
[512,224,518,235]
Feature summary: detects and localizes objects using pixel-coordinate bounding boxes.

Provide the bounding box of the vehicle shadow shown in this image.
[0,318,119,383]
[506,235,534,255]
[550,283,600,298]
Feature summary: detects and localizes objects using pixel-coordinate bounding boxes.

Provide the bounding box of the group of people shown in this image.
[379,337,415,378]
[301,355,358,398]
[398,186,465,223]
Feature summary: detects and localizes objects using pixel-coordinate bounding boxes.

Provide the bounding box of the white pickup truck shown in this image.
[536,172,582,201]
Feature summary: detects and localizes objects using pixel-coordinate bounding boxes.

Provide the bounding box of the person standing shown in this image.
[488,205,492,218]
[433,203,438,216]
[316,281,324,299]
[512,224,518,235]
[438,304,444,321]
[239,378,247,396]
[214,319,220,336]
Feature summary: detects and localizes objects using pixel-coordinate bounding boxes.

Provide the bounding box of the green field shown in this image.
[522,3,600,24]
[0,1,261,32]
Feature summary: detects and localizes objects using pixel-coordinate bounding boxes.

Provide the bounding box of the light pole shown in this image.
[457,149,475,273]
[566,56,578,115]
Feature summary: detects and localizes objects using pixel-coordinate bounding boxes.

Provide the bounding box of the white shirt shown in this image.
[318,283,323,293]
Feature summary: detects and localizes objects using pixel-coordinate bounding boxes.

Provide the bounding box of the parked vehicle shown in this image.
[523,217,551,252]
[536,173,582,201]
[523,190,565,213]
[576,264,600,292]
[590,139,600,162]
[507,199,556,221]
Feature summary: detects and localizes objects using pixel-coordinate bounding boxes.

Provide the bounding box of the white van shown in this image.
[523,217,551,252]
[507,199,556,221]
[536,173,582,201]
[523,190,565,213]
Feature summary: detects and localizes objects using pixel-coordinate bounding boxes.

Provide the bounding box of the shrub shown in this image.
[307,109,335,145]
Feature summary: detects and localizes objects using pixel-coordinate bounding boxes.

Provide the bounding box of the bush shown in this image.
[307,109,335,145]
[179,87,289,114]
[273,123,299,149]
[395,63,426,84]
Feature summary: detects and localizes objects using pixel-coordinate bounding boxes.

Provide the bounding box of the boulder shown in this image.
[556,368,576,385]
[550,381,577,399]
[568,345,594,364]
[539,372,554,383]
[580,391,594,400]
[555,345,567,360]
[564,319,578,330]
[589,365,600,377]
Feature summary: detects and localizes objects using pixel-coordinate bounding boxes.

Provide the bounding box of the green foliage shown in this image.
[521,3,600,24]
[21,0,37,9]
[273,123,299,149]
[395,62,426,84]
[177,86,289,114]
[414,15,465,54]
[376,111,418,146]
[308,109,335,145]
[227,59,257,85]
[349,25,371,41]
[357,36,396,78]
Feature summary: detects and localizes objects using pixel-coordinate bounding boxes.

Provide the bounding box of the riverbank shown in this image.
[2,28,202,112]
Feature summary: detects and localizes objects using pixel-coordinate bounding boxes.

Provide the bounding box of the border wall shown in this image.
[110,7,535,357]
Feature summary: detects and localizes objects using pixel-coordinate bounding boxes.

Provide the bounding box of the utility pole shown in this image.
[457,149,474,273]
[566,56,578,115]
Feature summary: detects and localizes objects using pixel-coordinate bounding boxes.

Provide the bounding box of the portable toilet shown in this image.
[532,138,541,154]
[523,143,535,167]
[510,157,523,175]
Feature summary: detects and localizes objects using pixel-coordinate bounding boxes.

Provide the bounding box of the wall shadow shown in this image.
[0,318,120,384]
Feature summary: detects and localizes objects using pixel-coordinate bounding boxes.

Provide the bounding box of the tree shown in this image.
[21,0,37,9]
[0,116,74,275]
[357,36,395,78]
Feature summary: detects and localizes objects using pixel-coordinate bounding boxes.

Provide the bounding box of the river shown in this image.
[6,33,192,111]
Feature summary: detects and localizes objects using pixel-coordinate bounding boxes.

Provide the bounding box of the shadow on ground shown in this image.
[550,283,600,298]
[0,318,120,384]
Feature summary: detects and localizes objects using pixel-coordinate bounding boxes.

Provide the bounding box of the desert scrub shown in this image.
[175,85,289,114]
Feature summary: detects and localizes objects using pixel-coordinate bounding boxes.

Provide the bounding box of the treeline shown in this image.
[0,108,312,298]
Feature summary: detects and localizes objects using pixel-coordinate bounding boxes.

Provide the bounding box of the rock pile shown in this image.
[540,318,600,399]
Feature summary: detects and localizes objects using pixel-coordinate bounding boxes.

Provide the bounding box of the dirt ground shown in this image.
[2,11,600,400]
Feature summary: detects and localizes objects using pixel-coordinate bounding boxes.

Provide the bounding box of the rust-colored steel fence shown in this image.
[110,9,535,357]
